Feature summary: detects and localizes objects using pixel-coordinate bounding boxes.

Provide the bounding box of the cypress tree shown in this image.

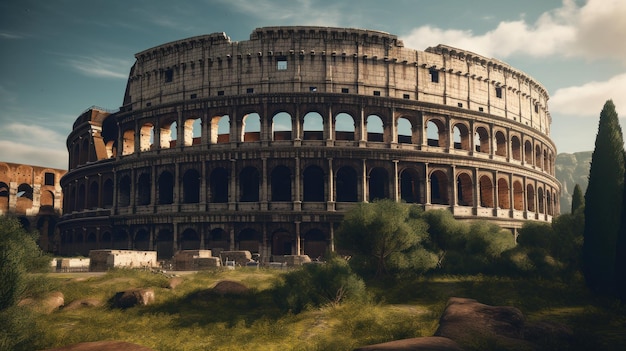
[583,100,625,293]
[571,183,584,213]
[615,155,626,301]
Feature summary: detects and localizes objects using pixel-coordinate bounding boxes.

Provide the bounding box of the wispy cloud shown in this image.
[214,0,342,26]
[401,0,626,64]
[0,140,67,170]
[0,31,24,39]
[550,72,626,118]
[64,55,131,79]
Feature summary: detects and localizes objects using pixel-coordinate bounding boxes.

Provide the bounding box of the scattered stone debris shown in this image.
[109,288,155,308]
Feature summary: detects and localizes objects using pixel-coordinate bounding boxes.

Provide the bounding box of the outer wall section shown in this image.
[58,27,560,260]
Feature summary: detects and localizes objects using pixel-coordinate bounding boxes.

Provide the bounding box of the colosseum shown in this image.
[57,26,560,260]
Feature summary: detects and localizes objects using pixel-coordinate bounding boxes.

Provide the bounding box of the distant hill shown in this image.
[555,151,592,213]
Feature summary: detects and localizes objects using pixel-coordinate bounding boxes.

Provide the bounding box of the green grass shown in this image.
[20,269,626,351]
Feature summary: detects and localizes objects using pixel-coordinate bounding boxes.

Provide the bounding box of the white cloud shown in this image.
[550,72,626,117]
[0,140,67,170]
[65,55,131,79]
[215,0,341,26]
[2,123,67,147]
[0,32,24,39]
[401,0,626,64]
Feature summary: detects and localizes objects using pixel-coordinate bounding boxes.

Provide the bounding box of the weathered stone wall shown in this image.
[89,250,158,272]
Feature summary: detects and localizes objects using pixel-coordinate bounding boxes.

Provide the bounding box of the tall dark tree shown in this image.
[583,100,625,293]
[615,157,626,300]
[571,183,584,214]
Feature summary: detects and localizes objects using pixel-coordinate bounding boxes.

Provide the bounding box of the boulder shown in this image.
[63,298,102,310]
[18,291,64,314]
[434,297,533,350]
[110,288,155,308]
[212,280,249,296]
[41,340,155,351]
[354,336,464,351]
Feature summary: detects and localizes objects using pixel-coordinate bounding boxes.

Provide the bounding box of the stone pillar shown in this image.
[229,160,237,210]
[327,158,335,210]
[362,159,368,202]
[294,157,301,211]
[295,221,301,255]
[451,165,457,206]
[325,105,334,144]
[424,163,431,205]
[392,160,399,202]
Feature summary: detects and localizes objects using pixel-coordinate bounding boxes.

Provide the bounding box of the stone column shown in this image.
[294,157,301,211]
[392,160,399,202]
[362,159,368,202]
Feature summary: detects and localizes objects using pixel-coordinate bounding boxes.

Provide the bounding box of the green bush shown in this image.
[273,257,368,313]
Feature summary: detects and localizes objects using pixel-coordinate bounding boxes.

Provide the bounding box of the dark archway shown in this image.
[456,173,473,206]
[336,166,358,202]
[137,173,151,205]
[158,171,174,204]
[271,166,292,201]
[238,228,261,253]
[210,167,229,203]
[303,165,325,202]
[400,168,420,203]
[272,230,292,256]
[183,169,201,203]
[369,167,389,201]
[240,167,260,202]
[430,170,448,205]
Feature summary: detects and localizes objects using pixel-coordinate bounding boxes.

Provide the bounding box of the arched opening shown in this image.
[180,228,200,250]
[497,178,510,209]
[75,184,84,211]
[156,229,174,259]
[513,181,524,210]
[546,190,553,216]
[135,229,150,251]
[88,181,99,209]
[112,230,129,249]
[122,129,134,155]
[495,131,507,157]
[400,168,420,203]
[72,143,80,168]
[303,165,325,202]
[211,115,230,143]
[101,231,112,249]
[240,167,260,202]
[40,190,54,207]
[524,140,533,164]
[103,179,114,208]
[475,127,489,153]
[479,175,494,208]
[335,113,355,141]
[543,150,549,172]
[183,117,201,146]
[86,232,97,251]
[456,173,473,206]
[271,166,292,201]
[535,145,541,167]
[453,123,470,151]
[397,118,412,144]
[427,120,445,147]
[137,173,151,206]
[182,169,201,203]
[238,228,261,253]
[210,168,229,203]
[242,113,261,142]
[208,228,230,251]
[304,229,327,260]
[272,230,292,256]
[336,166,358,202]
[538,187,545,214]
[81,138,90,164]
[526,184,535,212]
[0,182,8,213]
[119,175,131,207]
[366,115,384,142]
[140,123,154,151]
[272,112,292,141]
[158,171,174,205]
[369,167,389,201]
[303,112,324,140]
[511,136,521,161]
[430,170,448,205]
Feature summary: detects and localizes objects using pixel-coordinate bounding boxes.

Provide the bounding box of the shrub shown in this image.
[273,257,367,313]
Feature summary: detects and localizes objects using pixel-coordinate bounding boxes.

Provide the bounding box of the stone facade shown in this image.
[0,161,65,252]
[57,26,560,261]
[89,249,158,271]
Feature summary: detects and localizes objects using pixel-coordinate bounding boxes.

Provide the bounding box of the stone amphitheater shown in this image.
[57,26,560,261]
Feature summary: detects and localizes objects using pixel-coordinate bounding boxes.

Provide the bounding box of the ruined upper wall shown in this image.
[121,26,551,135]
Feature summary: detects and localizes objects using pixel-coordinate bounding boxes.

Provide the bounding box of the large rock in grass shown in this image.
[354,336,464,350]
[18,291,64,314]
[434,297,533,350]
[110,288,155,308]
[212,280,249,296]
[41,341,155,351]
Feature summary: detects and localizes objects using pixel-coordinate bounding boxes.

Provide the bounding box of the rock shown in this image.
[110,288,155,308]
[354,336,464,350]
[434,297,533,350]
[212,280,249,296]
[63,298,102,310]
[524,320,574,349]
[18,291,64,314]
[41,340,155,351]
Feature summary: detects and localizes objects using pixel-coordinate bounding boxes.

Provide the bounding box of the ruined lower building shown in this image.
[0,161,66,252]
[57,26,560,261]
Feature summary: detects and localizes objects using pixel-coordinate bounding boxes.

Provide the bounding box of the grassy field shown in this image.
[29,268,626,351]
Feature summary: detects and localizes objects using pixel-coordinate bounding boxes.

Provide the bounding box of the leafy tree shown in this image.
[583,100,625,293]
[571,183,584,213]
[335,200,434,277]
[0,216,50,310]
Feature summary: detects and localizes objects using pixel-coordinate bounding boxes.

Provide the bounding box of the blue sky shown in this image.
[1,0,625,169]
